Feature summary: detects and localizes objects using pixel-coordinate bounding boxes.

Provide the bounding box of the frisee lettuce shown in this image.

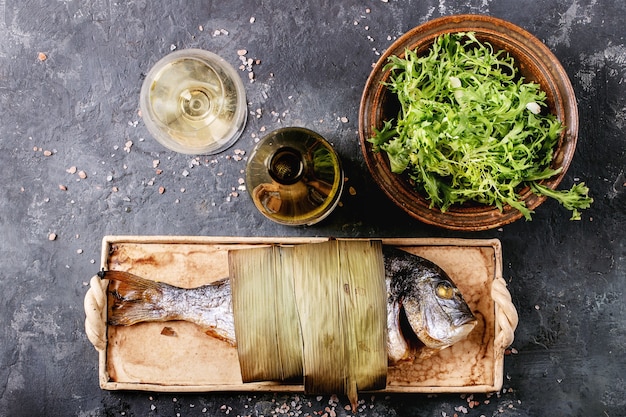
[369,32,592,220]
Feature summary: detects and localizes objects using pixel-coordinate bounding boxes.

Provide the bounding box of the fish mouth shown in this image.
[398,300,477,350]
[454,314,478,328]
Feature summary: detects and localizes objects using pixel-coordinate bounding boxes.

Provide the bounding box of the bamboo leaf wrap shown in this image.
[228,240,387,405]
[229,246,303,382]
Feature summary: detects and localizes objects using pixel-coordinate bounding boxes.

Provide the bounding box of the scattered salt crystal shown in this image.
[38,52,47,61]
[249,16,255,23]
[43,150,52,157]
[48,233,57,241]
[78,170,87,179]
[237,49,247,56]
[66,166,77,174]
[59,184,67,191]
[77,249,83,254]
[340,116,348,123]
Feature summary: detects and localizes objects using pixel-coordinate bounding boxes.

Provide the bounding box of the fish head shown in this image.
[402,269,477,350]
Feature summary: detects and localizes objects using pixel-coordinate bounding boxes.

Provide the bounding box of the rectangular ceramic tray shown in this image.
[85,236,516,394]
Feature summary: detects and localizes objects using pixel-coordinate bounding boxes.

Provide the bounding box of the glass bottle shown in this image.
[246,127,344,226]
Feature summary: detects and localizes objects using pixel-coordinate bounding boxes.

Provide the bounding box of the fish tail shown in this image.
[102,270,172,326]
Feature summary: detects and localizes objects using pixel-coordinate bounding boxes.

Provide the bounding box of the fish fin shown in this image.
[412,347,441,361]
[103,270,172,326]
[387,301,411,364]
[204,327,237,346]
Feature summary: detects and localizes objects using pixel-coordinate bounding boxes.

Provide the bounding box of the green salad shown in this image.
[369,32,592,220]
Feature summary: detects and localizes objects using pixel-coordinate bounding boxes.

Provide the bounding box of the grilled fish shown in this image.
[102,246,476,364]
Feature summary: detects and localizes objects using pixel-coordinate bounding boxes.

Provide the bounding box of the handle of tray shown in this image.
[491,275,519,350]
[84,275,108,352]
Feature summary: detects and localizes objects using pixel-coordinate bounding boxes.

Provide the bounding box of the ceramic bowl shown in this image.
[358,15,578,231]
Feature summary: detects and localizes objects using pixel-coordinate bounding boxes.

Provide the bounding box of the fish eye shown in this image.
[436,282,454,299]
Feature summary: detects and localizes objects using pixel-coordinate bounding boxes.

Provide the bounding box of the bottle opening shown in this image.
[268,147,304,185]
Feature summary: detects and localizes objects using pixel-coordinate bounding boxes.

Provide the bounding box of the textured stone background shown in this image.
[0,0,624,416]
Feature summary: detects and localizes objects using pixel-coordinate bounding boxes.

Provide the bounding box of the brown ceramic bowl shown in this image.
[359,15,578,231]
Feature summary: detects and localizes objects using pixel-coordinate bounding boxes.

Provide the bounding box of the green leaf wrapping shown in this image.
[229,240,387,408]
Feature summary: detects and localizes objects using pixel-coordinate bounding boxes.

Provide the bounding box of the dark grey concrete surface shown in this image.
[1,1,624,416]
